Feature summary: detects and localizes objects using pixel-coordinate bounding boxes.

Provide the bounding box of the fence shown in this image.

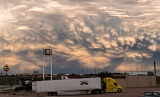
[0,76,19,85]
[115,75,156,88]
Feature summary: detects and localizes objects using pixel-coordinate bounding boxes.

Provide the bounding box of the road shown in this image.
[0,87,160,97]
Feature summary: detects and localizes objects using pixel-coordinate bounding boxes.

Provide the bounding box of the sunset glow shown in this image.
[0,0,160,75]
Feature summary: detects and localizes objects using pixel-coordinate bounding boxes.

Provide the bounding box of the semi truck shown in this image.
[32,77,122,96]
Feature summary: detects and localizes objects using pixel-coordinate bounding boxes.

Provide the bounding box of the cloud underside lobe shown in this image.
[0,0,160,74]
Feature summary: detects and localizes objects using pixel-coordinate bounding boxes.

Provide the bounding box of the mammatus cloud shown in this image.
[116,63,141,72]
[0,0,160,74]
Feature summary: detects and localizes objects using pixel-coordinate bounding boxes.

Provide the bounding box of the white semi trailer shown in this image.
[32,77,104,96]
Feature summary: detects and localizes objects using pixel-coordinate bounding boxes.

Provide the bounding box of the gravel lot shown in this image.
[1,87,160,97]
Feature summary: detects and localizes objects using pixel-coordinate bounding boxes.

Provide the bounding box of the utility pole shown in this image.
[94,68,96,75]
[154,61,156,76]
[82,68,83,75]
[141,65,143,71]
[51,49,53,80]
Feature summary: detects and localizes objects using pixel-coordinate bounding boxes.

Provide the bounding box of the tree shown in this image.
[97,71,113,78]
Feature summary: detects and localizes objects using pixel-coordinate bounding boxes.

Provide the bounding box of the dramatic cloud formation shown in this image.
[0,0,160,75]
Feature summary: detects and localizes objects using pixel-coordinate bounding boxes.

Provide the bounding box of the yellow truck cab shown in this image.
[102,77,122,93]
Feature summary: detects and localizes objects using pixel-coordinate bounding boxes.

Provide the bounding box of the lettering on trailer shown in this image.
[80,80,89,85]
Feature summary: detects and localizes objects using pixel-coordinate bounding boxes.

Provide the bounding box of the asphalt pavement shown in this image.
[1,87,160,97]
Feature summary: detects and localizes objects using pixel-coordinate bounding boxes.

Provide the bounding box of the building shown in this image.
[127,71,155,76]
[112,72,156,88]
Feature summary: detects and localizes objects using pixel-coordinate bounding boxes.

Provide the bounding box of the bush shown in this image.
[15,86,25,91]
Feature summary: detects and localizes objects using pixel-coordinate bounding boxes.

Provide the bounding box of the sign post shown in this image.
[3,64,10,85]
[43,49,45,80]
[43,49,53,80]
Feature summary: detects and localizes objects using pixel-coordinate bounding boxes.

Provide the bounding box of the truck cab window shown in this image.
[114,82,117,86]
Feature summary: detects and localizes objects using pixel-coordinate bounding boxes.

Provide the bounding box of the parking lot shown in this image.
[1,87,160,97]
[57,87,160,97]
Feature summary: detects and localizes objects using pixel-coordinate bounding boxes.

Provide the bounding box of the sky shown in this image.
[0,0,160,75]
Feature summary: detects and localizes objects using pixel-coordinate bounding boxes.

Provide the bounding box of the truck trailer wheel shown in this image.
[48,92,53,96]
[100,90,105,94]
[48,92,58,96]
[91,90,95,94]
[98,89,104,94]
[91,90,101,94]
[53,92,58,96]
[91,90,96,94]
[96,90,100,94]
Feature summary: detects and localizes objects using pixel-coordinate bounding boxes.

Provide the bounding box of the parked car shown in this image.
[139,91,160,97]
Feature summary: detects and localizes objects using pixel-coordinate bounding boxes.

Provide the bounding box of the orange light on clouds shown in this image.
[116,63,141,72]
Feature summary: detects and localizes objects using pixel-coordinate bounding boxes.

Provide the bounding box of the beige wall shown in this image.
[115,75,156,88]
[150,76,156,86]
[127,76,138,87]
[115,79,126,87]
[137,76,148,87]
